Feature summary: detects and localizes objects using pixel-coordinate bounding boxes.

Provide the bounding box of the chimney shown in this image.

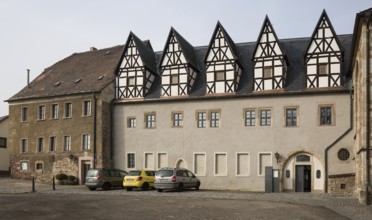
[90,47,97,52]
[27,69,30,88]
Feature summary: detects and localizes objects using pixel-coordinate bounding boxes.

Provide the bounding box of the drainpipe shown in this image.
[93,92,97,169]
[365,12,371,205]
[324,89,353,193]
[110,101,114,168]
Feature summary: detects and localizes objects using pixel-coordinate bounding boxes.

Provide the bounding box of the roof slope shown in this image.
[8,46,123,101]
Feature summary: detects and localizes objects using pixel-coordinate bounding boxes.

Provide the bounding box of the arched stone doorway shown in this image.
[283,152,324,192]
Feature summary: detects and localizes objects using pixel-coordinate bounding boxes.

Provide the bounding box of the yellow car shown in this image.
[123,170,156,191]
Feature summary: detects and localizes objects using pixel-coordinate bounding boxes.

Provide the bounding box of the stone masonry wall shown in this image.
[329,174,355,195]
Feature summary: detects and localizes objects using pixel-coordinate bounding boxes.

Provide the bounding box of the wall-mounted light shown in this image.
[275,152,280,164]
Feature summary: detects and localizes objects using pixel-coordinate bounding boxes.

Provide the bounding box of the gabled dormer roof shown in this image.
[252,15,286,60]
[305,10,344,56]
[158,27,199,71]
[117,32,158,75]
[204,21,241,64]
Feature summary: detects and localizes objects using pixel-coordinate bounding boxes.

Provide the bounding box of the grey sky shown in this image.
[0,0,370,117]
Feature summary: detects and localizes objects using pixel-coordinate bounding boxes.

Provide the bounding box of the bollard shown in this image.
[32,177,36,192]
[52,176,56,190]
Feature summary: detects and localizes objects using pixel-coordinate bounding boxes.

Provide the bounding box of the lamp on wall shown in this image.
[275,152,280,164]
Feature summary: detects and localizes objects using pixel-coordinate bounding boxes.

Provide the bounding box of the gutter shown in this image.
[366,12,371,205]
[93,92,97,169]
[324,89,353,193]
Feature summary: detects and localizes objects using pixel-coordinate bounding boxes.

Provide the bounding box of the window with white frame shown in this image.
[37,137,44,153]
[20,161,29,171]
[63,136,71,151]
[197,111,207,128]
[38,105,46,120]
[236,153,250,176]
[127,153,135,169]
[194,153,206,176]
[20,139,28,153]
[49,136,56,152]
[244,109,256,126]
[83,100,91,116]
[51,104,59,119]
[214,153,227,176]
[82,134,90,150]
[127,117,136,128]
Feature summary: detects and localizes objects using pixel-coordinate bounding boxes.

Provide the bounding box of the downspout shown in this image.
[324,89,353,193]
[365,12,371,205]
[93,92,97,169]
[110,101,114,168]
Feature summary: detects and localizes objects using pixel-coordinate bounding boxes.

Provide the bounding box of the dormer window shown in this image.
[170,74,179,85]
[263,67,273,78]
[215,71,225,81]
[318,64,328,75]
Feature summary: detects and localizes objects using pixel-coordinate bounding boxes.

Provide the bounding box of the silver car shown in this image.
[154,167,200,192]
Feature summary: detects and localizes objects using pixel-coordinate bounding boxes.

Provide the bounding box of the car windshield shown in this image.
[86,170,98,177]
[127,171,141,176]
[157,170,173,177]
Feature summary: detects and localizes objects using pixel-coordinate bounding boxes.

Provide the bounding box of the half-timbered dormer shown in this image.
[116,32,158,98]
[253,16,287,91]
[159,28,199,96]
[305,10,343,88]
[205,22,243,94]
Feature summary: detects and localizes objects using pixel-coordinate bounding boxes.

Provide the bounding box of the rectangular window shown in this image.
[21,139,28,153]
[82,134,90,150]
[264,66,273,78]
[127,117,136,128]
[145,113,156,128]
[127,153,135,169]
[237,153,250,176]
[64,103,72,118]
[49,136,56,152]
[38,105,46,120]
[37,137,44,153]
[157,153,168,169]
[258,153,272,176]
[194,153,206,176]
[83,100,91,116]
[210,111,220,128]
[285,108,297,127]
[318,64,328,75]
[20,161,29,171]
[63,136,71,151]
[215,71,225,81]
[170,74,179,85]
[197,112,207,128]
[244,109,256,126]
[260,109,271,126]
[214,153,227,176]
[172,112,183,127]
[127,76,135,86]
[0,137,7,148]
[36,163,43,170]
[51,104,59,119]
[21,107,28,122]
[320,106,333,125]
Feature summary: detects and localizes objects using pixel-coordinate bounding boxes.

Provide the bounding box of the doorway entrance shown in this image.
[295,165,311,192]
[82,162,91,184]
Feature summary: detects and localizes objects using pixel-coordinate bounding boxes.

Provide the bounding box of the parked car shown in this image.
[123,170,156,191]
[85,168,127,191]
[154,167,200,192]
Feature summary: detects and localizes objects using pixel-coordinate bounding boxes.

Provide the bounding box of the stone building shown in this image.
[113,11,356,193]
[350,7,372,205]
[6,46,122,184]
[0,115,9,173]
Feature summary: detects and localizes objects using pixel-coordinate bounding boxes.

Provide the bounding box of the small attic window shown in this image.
[54,82,61,86]
[97,75,104,80]
[105,51,111,55]
[74,79,81,83]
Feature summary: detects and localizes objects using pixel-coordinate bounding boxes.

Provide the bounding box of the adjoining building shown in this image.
[6,46,122,184]
[0,115,10,174]
[113,11,355,193]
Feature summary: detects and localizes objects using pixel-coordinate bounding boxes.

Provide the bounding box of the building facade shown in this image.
[0,115,9,173]
[113,11,355,193]
[7,46,122,184]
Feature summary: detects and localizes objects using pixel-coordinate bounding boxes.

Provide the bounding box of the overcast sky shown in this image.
[0,0,370,117]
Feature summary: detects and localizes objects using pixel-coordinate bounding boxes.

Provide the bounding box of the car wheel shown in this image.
[176,183,183,192]
[102,183,111,191]
[88,187,96,191]
[195,182,200,190]
[126,187,133,191]
[141,182,149,191]
[157,189,163,192]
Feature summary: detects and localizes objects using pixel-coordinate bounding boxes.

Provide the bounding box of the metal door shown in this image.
[295,165,304,192]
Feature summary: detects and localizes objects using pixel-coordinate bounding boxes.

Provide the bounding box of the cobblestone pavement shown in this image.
[1,177,371,220]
